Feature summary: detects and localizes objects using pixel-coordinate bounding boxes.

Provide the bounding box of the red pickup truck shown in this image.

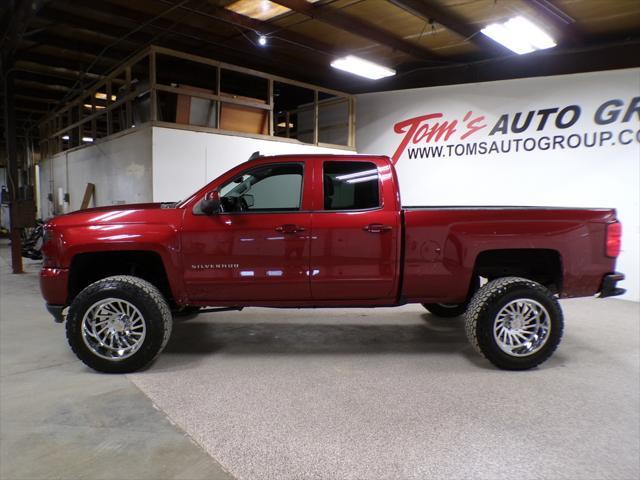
[40,153,624,373]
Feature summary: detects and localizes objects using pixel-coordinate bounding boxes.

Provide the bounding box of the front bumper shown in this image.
[40,267,69,306]
[599,272,626,298]
[46,304,66,323]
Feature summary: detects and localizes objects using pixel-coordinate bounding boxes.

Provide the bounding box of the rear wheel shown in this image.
[66,275,173,373]
[464,277,563,370]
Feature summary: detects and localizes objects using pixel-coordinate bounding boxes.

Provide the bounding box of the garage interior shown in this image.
[1,1,639,479]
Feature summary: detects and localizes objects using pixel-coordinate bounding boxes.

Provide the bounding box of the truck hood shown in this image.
[46,202,180,228]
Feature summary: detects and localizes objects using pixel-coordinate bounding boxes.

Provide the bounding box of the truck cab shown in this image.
[180,154,401,305]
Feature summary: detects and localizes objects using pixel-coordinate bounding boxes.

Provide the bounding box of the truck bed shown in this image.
[401,206,617,303]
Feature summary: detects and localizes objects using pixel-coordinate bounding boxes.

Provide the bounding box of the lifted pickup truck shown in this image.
[40,153,625,373]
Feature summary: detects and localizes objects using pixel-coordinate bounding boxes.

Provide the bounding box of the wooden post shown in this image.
[80,183,95,210]
[125,66,133,128]
[150,49,158,122]
[348,97,356,149]
[3,71,23,273]
[215,66,221,128]
[106,80,113,136]
[313,90,319,145]
[268,78,274,136]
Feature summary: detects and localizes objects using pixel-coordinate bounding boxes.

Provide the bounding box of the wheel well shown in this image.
[68,251,173,305]
[474,249,562,293]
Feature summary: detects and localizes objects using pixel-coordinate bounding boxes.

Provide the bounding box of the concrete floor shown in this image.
[0,245,233,480]
[1,241,639,480]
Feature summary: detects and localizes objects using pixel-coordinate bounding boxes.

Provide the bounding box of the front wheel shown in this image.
[66,275,173,373]
[464,277,563,370]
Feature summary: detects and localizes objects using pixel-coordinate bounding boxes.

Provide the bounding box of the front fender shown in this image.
[60,223,187,304]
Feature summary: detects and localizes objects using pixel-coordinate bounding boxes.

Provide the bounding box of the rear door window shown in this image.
[323,161,380,210]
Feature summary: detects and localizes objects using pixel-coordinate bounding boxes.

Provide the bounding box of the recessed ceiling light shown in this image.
[62,135,70,141]
[330,55,396,80]
[82,136,94,143]
[481,16,556,55]
[258,35,267,46]
[226,0,288,21]
[225,0,320,21]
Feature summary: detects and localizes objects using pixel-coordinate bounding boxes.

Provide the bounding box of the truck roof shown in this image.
[248,153,391,163]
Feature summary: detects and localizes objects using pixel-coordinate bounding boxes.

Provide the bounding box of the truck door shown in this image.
[181,161,312,303]
[310,159,400,301]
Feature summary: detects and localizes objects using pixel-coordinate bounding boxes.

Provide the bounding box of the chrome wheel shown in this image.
[81,298,146,361]
[493,298,550,357]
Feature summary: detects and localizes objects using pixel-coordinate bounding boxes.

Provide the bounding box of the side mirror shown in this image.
[241,194,254,208]
[201,191,220,215]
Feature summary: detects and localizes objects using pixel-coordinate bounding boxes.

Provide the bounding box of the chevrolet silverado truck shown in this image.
[40,153,625,373]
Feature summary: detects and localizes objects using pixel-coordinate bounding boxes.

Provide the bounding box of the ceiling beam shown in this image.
[78,0,328,74]
[18,40,121,69]
[387,0,511,55]
[271,0,441,61]
[15,60,124,84]
[193,2,342,58]
[17,51,113,74]
[15,104,51,114]
[9,87,62,101]
[19,30,133,61]
[15,94,59,105]
[523,0,583,45]
[1,0,52,58]
[87,0,367,89]
[36,4,151,48]
[14,70,78,88]
[14,79,70,93]
[362,38,639,93]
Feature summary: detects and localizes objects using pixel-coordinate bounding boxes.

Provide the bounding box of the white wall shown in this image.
[38,125,350,218]
[39,127,152,217]
[357,68,640,301]
[151,127,350,202]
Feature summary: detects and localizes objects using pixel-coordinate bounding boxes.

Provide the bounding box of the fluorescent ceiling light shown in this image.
[82,136,94,143]
[481,16,556,55]
[330,55,396,80]
[94,92,116,101]
[62,135,70,141]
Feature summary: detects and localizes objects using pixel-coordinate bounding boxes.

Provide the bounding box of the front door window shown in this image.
[219,163,304,213]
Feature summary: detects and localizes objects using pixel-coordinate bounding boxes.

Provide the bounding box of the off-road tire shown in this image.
[464,277,563,370]
[66,275,173,373]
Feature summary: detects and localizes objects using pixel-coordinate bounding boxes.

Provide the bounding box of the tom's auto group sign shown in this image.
[391,97,640,164]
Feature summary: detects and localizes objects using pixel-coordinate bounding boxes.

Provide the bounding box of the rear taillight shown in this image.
[606,221,622,257]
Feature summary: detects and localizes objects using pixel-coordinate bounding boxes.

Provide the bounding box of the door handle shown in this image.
[275,224,306,234]
[363,224,392,233]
